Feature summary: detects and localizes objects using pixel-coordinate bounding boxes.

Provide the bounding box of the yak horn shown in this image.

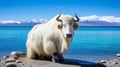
[74,14,79,22]
[56,14,62,22]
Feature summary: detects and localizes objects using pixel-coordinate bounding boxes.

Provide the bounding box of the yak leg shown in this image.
[39,55,52,61]
[44,56,52,61]
[52,53,60,63]
[52,53,64,63]
[59,54,64,63]
[27,48,38,59]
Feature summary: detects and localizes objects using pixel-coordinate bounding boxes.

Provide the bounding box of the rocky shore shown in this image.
[0,51,120,67]
[97,54,120,67]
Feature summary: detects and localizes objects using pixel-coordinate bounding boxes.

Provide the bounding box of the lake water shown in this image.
[0,26,120,62]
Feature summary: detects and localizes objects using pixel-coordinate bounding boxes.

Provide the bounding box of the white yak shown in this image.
[26,14,79,62]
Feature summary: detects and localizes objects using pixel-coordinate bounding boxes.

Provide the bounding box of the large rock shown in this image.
[97,60,106,63]
[5,63,17,67]
[5,58,16,63]
[116,54,120,57]
[11,51,26,57]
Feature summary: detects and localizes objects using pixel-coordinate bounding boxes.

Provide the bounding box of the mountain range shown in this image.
[0,15,120,26]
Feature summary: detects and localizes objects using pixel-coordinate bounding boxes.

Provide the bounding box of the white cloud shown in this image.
[80,15,120,23]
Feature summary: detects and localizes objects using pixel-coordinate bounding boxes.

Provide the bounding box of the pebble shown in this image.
[5,58,16,63]
[13,56,18,59]
[11,51,26,57]
[112,61,118,64]
[118,57,120,60]
[1,56,9,60]
[3,56,9,59]
[98,60,106,63]
[1,61,5,64]
[5,63,17,67]
[117,54,120,57]
[16,60,22,63]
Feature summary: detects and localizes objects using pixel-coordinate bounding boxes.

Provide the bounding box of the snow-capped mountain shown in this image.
[0,19,48,26]
[0,15,120,26]
[79,15,120,26]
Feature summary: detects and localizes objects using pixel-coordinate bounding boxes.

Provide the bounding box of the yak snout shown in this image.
[66,33,72,38]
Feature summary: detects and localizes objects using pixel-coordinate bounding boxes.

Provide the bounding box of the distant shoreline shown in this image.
[0,25,120,27]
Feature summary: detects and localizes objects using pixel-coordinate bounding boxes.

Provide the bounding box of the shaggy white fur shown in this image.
[26,14,79,59]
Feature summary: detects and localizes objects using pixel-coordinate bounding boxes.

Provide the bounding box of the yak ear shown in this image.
[73,23,78,30]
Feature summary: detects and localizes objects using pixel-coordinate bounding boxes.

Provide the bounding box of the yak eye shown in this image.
[73,23,78,30]
[57,25,62,29]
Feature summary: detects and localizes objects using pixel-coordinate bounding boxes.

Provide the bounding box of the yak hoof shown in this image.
[31,54,39,60]
[52,53,60,63]
[52,53,64,63]
[59,55,64,63]
[52,56,59,63]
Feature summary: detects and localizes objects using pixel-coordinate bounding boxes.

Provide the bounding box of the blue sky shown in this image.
[0,0,120,20]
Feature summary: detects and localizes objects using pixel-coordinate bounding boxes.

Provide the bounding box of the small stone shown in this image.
[1,56,9,60]
[112,61,118,64]
[5,58,16,63]
[11,51,26,57]
[5,63,17,67]
[118,57,120,60]
[117,54,120,57]
[13,56,18,59]
[16,60,22,63]
[98,60,106,63]
[1,61,5,63]
[106,61,110,64]
[3,56,9,58]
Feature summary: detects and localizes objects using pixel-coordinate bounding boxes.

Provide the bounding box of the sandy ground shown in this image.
[0,56,106,67]
[0,52,120,67]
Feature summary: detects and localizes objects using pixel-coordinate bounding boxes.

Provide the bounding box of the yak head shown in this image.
[56,14,79,39]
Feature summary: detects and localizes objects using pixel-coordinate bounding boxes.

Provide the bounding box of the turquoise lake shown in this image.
[0,26,120,62]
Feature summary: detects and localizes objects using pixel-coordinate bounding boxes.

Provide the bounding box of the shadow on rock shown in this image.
[63,58,107,67]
